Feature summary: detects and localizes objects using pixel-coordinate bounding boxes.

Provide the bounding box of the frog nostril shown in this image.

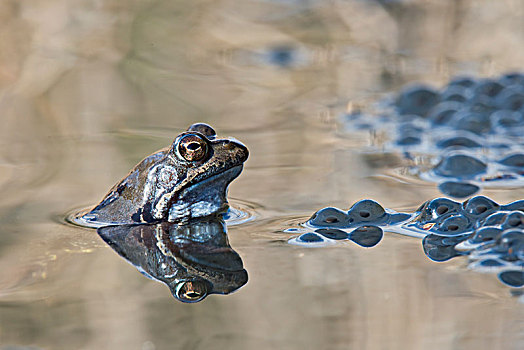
[223,140,235,150]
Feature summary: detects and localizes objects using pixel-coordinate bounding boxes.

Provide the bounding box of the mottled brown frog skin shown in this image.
[79,123,248,227]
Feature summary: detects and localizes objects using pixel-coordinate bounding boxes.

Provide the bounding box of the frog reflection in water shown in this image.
[98,216,248,303]
[78,123,249,227]
[76,123,249,302]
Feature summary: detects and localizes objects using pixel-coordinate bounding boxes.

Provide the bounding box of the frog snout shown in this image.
[222,138,249,162]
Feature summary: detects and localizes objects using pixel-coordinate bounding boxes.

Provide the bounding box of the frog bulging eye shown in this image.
[177,134,208,162]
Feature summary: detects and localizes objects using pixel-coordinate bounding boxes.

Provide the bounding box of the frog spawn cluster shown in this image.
[415,196,524,288]
[290,196,524,288]
[342,72,524,198]
[287,199,410,247]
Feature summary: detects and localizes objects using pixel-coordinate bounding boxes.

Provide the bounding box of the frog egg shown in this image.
[480,212,508,227]
[435,215,471,235]
[498,270,524,288]
[468,97,497,117]
[470,227,503,244]
[476,230,524,261]
[447,76,478,89]
[469,258,516,273]
[422,233,464,262]
[495,88,524,111]
[450,111,491,135]
[440,85,472,103]
[501,211,524,230]
[298,233,324,243]
[308,207,351,228]
[462,196,500,218]
[415,197,461,222]
[288,232,339,247]
[436,135,482,149]
[395,85,440,117]
[349,225,383,247]
[394,121,424,146]
[490,110,523,130]
[433,153,487,179]
[499,153,524,168]
[348,199,386,224]
[314,228,349,240]
[438,181,480,199]
[396,121,425,134]
[497,230,524,250]
[500,72,524,86]
[455,226,503,252]
[396,135,422,146]
[427,101,462,125]
[474,79,505,99]
[502,200,524,211]
[475,258,507,268]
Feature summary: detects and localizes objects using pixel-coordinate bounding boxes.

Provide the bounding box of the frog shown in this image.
[77,123,249,227]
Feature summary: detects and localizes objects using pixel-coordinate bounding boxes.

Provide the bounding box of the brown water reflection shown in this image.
[1,0,524,349]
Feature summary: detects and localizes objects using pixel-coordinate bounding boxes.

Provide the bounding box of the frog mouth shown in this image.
[182,165,244,193]
[165,165,244,221]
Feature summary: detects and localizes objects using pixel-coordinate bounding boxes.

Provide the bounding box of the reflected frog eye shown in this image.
[174,280,208,303]
[177,134,208,162]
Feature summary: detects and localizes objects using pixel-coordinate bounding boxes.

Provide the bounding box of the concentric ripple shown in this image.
[66,198,259,229]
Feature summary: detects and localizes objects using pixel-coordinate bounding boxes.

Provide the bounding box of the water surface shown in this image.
[1,0,524,349]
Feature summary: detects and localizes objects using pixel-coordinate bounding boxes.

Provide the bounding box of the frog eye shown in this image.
[177,134,208,162]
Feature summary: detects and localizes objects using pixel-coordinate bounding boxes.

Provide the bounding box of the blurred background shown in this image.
[1,0,523,349]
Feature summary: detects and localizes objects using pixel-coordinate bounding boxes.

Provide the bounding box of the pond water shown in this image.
[1,0,524,349]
